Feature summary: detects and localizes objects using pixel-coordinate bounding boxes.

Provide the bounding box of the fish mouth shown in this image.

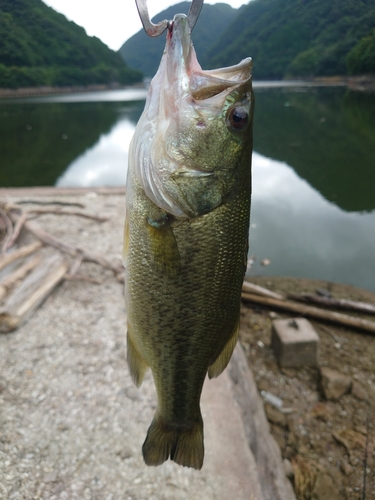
[167,14,252,102]
[190,59,253,101]
[132,14,253,219]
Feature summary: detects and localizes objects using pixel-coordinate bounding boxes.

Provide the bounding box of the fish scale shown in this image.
[124,12,253,469]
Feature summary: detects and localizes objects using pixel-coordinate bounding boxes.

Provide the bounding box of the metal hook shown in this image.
[135,0,204,37]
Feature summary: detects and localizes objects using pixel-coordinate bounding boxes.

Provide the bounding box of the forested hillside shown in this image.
[206,0,375,79]
[0,0,142,89]
[119,2,238,77]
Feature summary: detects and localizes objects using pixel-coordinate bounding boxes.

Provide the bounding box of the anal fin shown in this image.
[127,329,148,387]
[208,321,239,379]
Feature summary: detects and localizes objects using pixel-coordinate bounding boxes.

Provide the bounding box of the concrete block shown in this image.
[271,317,320,367]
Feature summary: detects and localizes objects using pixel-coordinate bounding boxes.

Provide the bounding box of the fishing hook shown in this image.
[135,0,204,37]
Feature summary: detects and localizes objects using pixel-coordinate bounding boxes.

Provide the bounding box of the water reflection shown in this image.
[0,87,374,291]
[53,107,375,291]
[8,89,148,105]
[56,117,134,187]
[249,153,375,292]
[254,88,375,212]
[0,101,118,187]
[0,98,145,188]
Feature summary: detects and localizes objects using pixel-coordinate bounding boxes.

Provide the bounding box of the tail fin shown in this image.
[142,412,204,470]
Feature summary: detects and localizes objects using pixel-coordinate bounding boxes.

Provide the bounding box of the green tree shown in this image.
[0,0,142,89]
[347,30,375,75]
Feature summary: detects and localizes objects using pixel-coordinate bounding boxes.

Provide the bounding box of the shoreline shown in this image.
[0,82,146,100]
[0,75,374,99]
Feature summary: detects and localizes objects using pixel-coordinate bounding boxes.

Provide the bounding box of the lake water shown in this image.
[0,86,374,292]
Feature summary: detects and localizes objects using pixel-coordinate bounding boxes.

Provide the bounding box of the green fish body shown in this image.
[124,14,254,470]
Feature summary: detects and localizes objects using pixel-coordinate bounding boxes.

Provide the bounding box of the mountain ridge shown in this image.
[206,0,375,79]
[120,0,375,80]
[0,0,142,89]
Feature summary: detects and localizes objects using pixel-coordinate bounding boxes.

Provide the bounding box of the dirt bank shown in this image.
[240,276,375,499]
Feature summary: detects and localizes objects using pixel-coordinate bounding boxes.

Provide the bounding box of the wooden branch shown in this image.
[68,253,84,276]
[17,200,85,208]
[241,292,375,334]
[7,215,123,279]
[28,207,109,222]
[242,281,284,300]
[0,253,68,333]
[0,202,108,252]
[0,254,42,301]
[4,211,29,251]
[79,248,123,276]
[4,204,123,280]
[21,219,77,256]
[0,241,43,272]
[0,208,14,255]
[65,274,103,285]
[288,292,375,315]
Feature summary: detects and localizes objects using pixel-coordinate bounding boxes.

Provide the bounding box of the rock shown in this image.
[271,318,320,368]
[271,424,286,449]
[117,448,132,460]
[43,471,58,483]
[354,425,367,435]
[319,367,352,401]
[351,381,368,401]
[283,458,294,479]
[311,473,339,500]
[264,403,288,428]
[340,461,353,476]
[310,402,331,422]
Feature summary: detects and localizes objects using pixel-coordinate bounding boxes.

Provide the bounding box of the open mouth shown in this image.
[190,58,253,100]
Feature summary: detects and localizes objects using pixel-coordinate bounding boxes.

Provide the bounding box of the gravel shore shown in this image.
[0,191,267,500]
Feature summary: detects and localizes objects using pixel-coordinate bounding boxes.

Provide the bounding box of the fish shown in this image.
[123,13,254,470]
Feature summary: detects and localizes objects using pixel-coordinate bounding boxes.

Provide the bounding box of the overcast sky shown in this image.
[42,0,246,51]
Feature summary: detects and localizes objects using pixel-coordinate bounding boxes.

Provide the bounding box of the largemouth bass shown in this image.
[124,13,254,470]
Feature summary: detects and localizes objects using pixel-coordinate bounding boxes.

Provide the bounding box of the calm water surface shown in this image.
[0,86,374,292]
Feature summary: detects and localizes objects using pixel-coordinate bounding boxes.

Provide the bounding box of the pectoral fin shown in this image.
[146,213,181,275]
[208,320,239,379]
[127,328,148,387]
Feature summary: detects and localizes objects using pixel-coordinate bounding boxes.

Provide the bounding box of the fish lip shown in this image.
[166,14,252,101]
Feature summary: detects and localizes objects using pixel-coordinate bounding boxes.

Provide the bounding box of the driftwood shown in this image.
[288,292,375,315]
[4,206,124,281]
[4,211,29,251]
[65,274,103,285]
[0,241,43,272]
[0,253,68,333]
[2,206,106,253]
[242,280,284,301]
[0,254,42,301]
[241,292,375,334]
[27,207,109,222]
[0,201,124,332]
[17,199,85,208]
[0,207,13,254]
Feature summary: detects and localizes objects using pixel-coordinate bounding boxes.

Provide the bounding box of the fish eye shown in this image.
[227,106,248,131]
